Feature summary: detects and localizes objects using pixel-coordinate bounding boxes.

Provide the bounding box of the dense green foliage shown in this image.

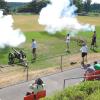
[7,2,28,12]
[17,0,50,14]
[43,81,100,100]
[73,0,83,13]
[90,4,100,13]
[83,0,91,12]
[0,0,9,13]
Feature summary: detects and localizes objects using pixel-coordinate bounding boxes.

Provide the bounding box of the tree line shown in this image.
[0,0,100,14]
[0,0,9,14]
[17,0,50,13]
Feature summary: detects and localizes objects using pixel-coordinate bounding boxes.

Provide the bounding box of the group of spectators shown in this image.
[85,61,100,72]
[32,31,97,63]
[65,31,97,66]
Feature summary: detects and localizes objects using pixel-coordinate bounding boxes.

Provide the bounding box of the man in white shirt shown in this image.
[32,39,37,60]
[65,33,70,52]
[80,43,88,65]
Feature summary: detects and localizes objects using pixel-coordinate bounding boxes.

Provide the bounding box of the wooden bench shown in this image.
[24,93,34,100]
[24,90,46,100]
[84,70,100,81]
[35,90,46,100]
[94,70,100,79]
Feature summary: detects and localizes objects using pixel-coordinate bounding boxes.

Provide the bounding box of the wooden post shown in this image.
[60,55,63,72]
[26,66,28,81]
[63,79,65,89]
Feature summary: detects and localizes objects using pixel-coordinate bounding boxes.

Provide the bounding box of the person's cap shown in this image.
[32,39,34,41]
[94,61,97,64]
[82,43,85,46]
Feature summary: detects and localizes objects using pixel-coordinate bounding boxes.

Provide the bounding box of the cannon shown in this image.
[8,48,27,67]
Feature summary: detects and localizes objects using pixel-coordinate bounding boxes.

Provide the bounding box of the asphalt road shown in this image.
[0,67,85,100]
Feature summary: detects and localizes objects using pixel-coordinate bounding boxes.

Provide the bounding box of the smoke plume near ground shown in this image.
[38,0,95,34]
[0,10,26,48]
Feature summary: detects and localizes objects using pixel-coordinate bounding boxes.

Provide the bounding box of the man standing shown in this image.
[80,42,88,65]
[91,31,96,50]
[65,33,70,52]
[32,39,37,61]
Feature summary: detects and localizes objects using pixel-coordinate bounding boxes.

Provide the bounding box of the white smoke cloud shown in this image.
[38,0,95,34]
[0,10,26,48]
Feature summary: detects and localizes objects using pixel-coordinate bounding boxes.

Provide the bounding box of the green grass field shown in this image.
[0,15,100,70]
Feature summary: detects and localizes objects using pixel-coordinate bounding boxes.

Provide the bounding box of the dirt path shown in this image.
[0,53,100,88]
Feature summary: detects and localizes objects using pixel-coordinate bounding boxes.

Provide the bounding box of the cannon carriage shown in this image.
[8,48,27,67]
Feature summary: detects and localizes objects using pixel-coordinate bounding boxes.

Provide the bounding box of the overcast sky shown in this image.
[5,0,100,4]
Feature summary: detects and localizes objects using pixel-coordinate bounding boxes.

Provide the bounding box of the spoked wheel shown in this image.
[8,53,15,64]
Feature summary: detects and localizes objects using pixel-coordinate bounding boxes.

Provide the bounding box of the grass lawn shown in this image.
[0,15,100,88]
[0,14,100,70]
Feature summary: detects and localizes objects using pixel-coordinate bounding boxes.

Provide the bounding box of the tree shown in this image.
[0,0,9,13]
[73,0,83,13]
[90,3,100,13]
[17,0,50,13]
[83,0,91,12]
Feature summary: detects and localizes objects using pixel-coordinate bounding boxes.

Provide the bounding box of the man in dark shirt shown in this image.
[91,31,96,50]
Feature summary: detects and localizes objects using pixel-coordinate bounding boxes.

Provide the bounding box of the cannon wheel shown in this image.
[8,53,15,64]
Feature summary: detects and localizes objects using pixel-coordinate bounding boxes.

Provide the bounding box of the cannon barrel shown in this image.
[12,48,20,54]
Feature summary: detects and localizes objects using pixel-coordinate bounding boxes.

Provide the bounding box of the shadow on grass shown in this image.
[92,49,98,53]
[90,48,98,53]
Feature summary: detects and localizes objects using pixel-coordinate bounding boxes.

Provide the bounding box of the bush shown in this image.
[43,81,100,100]
[86,90,100,100]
